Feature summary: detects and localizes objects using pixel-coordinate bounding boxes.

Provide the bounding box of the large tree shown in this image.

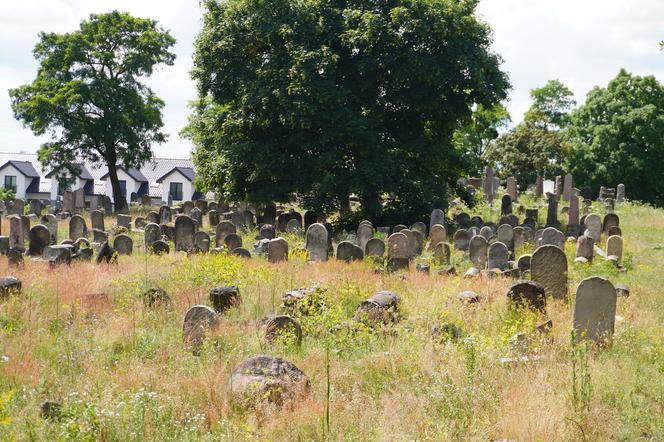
[525,79,575,129]
[566,70,664,205]
[186,0,509,222]
[10,11,175,211]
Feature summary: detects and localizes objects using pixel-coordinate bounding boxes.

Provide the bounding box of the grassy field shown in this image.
[1,199,663,441]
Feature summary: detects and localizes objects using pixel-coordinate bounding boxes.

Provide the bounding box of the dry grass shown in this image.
[0,200,663,441]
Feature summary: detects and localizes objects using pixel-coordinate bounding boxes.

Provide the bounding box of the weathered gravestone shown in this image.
[303,211,317,230]
[174,215,196,252]
[268,237,289,263]
[113,234,133,255]
[513,226,528,252]
[483,166,495,201]
[531,245,568,300]
[264,315,302,344]
[616,184,625,202]
[546,195,558,227]
[411,222,427,237]
[194,199,208,214]
[387,232,409,271]
[584,214,602,243]
[29,199,42,216]
[453,229,471,252]
[9,216,25,251]
[535,175,543,197]
[208,210,219,228]
[575,235,594,262]
[189,208,203,228]
[182,201,194,214]
[147,211,159,225]
[215,221,236,247]
[194,231,211,253]
[603,213,619,236]
[364,238,385,258]
[259,224,276,240]
[305,223,328,262]
[41,214,57,245]
[430,209,446,231]
[606,235,623,264]
[469,235,488,269]
[183,305,219,355]
[144,223,161,246]
[573,276,616,344]
[541,227,565,250]
[69,215,88,240]
[286,218,302,233]
[429,224,446,250]
[497,224,514,250]
[159,205,172,224]
[487,242,509,271]
[28,225,50,256]
[506,177,517,202]
[517,254,532,272]
[479,226,493,241]
[563,173,573,201]
[225,233,243,251]
[336,241,363,262]
[506,281,546,311]
[501,194,512,215]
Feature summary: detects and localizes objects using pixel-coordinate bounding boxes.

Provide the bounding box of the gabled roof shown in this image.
[156,166,195,183]
[0,160,40,178]
[45,163,94,180]
[100,166,148,183]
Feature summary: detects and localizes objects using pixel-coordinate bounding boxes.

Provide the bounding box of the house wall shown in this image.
[104,169,139,206]
[49,175,86,201]
[0,165,28,199]
[160,171,194,203]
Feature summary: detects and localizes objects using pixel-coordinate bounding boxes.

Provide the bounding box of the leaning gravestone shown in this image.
[183,305,219,355]
[453,229,471,252]
[69,215,88,240]
[364,238,385,258]
[606,235,623,264]
[573,276,616,344]
[215,221,236,247]
[387,232,410,270]
[28,225,50,256]
[144,223,161,246]
[194,231,211,253]
[305,223,328,262]
[174,215,196,252]
[487,242,509,271]
[531,245,568,300]
[268,237,289,263]
[113,234,133,255]
[469,235,488,269]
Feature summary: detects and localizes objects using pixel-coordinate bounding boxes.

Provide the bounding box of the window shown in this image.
[118,180,127,197]
[57,180,71,196]
[169,182,183,201]
[4,176,16,193]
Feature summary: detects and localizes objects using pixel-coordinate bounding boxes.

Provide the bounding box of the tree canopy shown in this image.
[185,0,509,223]
[525,79,576,129]
[10,11,175,211]
[566,69,664,205]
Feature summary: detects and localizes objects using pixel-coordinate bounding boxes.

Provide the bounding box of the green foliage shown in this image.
[526,79,576,129]
[453,103,511,176]
[566,69,664,206]
[9,11,175,211]
[185,0,509,222]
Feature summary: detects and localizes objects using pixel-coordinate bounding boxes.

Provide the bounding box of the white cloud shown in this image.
[1,0,663,157]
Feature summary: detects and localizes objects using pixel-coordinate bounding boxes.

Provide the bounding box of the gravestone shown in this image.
[429,224,446,250]
[387,232,410,270]
[147,211,159,224]
[432,242,451,266]
[303,211,317,230]
[602,213,619,236]
[215,221,236,247]
[117,214,131,230]
[608,226,622,237]
[113,234,133,255]
[208,210,219,228]
[241,210,255,229]
[174,215,196,252]
[455,213,471,229]
[541,227,565,250]
[159,205,172,224]
[483,166,495,201]
[41,214,57,244]
[194,231,211,253]
[535,175,543,197]
[286,218,302,233]
[73,189,85,212]
[453,229,471,252]
[194,199,208,214]
[28,225,50,256]
[479,226,493,241]
[555,176,562,197]
[573,276,616,344]
[606,235,623,264]
[506,281,546,311]
[305,223,328,262]
[506,177,517,202]
[501,194,512,215]
[337,241,362,262]
[225,233,243,251]
[69,215,88,240]
[365,238,385,258]
[182,201,194,214]
[563,173,573,201]
[134,217,147,229]
[513,226,527,252]
[183,305,219,356]
[189,207,203,227]
[144,223,161,246]
[411,222,427,237]
[575,235,594,262]
[430,209,445,231]
[264,315,302,344]
[487,242,509,271]
[568,195,580,235]
[141,194,151,207]
[497,224,514,250]
[546,195,558,227]
[616,184,625,202]
[584,214,602,243]
[151,240,170,255]
[393,224,407,233]
[29,199,42,216]
[62,192,74,213]
[469,235,488,269]
[259,224,276,240]
[531,245,568,300]
[516,254,531,272]
[268,237,289,263]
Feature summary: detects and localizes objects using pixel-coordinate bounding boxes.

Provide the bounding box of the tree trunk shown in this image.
[106,160,126,213]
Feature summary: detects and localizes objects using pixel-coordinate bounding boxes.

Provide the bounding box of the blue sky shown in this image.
[1,0,663,158]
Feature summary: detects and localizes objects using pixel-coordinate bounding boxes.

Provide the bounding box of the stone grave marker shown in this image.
[487,241,509,271]
[144,223,161,247]
[69,215,88,240]
[453,229,471,252]
[268,237,289,263]
[183,305,219,355]
[305,223,328,261]
[365,238,385,258]
[194,231,211,253]
[430,209,445,231]
[541,227,565,250]
[113,234,133,255]
[575,235,594,262]
[387,232,410,270]
[573,276,616,344]
[28,225,50,256]
[174,215,196,252]
[469,235,488,269]
[606,235,623,264]
[215,220,236,247]
[531,245,568,300]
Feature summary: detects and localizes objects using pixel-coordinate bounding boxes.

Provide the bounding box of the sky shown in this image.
[0,0,663,159]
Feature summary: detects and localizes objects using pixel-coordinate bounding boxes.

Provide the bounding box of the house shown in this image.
[155,166,199,203]
[100,167,149,206]
[0,160,42,199]
[45,163,95,201]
